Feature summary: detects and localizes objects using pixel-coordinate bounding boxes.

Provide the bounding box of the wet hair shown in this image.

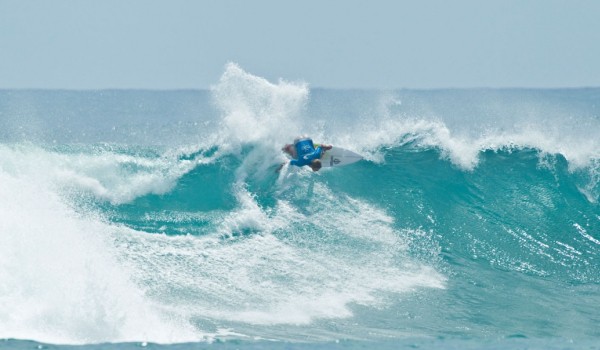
[310,159,322,171]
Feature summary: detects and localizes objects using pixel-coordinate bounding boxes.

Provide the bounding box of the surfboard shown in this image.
[320,147,363,168]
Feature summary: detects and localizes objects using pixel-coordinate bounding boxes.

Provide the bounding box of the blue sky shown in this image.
[1,0,599,89]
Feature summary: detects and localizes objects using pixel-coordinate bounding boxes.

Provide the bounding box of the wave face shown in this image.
[1,65,599,348]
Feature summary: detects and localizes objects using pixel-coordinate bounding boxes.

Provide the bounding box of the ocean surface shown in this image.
[1,64,599,349]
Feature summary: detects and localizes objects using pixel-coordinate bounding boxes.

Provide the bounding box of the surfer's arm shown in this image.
[282,144,296,158]
[314,143,332,151]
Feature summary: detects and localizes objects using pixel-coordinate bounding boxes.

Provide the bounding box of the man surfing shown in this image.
[280,136,332,172]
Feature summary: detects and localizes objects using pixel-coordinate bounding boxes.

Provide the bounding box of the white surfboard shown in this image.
[320,147,363,168]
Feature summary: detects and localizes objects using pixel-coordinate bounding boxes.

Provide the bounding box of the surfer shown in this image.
[280,136,332,172]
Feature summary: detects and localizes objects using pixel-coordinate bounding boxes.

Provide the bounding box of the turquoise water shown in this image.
[1,65,599,349]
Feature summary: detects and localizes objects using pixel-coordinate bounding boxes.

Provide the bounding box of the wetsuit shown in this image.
[290,138,323,167]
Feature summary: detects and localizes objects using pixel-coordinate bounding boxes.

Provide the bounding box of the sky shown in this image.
[1,0,599,89]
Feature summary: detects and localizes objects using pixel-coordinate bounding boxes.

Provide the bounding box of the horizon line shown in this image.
[2,85,600,92]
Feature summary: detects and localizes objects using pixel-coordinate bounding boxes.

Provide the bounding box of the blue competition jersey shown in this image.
[290,139,323,167]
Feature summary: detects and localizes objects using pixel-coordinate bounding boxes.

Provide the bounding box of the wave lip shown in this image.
[211,62,309,146]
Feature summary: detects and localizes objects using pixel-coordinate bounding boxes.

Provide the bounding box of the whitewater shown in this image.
[0,64,599,349]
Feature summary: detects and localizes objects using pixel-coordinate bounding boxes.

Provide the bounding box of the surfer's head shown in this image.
[310,159,322,172]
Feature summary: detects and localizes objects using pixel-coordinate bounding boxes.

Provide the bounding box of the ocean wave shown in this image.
[1,65,599,345]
